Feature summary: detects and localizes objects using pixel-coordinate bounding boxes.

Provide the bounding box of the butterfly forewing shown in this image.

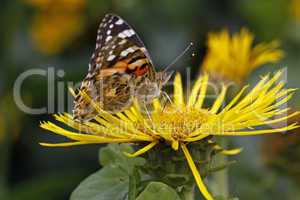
[89,14,154,72]
[73,14,163,121]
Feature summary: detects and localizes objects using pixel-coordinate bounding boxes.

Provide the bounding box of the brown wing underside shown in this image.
[73,14,157,121]
[73,44,154,121]
[73,73,133,121]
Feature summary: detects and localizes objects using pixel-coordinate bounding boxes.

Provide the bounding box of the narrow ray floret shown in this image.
[40,70,299,200]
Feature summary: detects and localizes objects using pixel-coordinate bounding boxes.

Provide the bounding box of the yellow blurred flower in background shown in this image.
[290,0,300,23]
[30,13,85,55]
[40,70,299,200]
[25,0,86,55]
[25,0,85,12]
[201,28,284,84]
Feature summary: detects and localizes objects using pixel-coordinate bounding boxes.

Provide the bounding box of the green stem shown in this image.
[212,138,229,197]
[128,168,137,200]
[181,184,195,200]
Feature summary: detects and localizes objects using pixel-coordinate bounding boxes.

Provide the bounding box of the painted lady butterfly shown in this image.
[73,14,172,121]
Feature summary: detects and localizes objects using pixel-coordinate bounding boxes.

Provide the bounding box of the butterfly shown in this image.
[73,14,173,121]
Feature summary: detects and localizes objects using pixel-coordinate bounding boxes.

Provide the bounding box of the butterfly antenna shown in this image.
[163,42,194,72]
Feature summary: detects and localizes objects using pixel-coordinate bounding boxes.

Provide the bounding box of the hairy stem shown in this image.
[181,184,195,200]
[212,138,229,197]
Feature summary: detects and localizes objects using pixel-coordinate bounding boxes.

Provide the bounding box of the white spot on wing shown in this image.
[124,29,135,37]
[119,40,126,45]
[107,55,116,61]
[129,29,135,36]
[123,30,130,37]
[118,32,127,38]
[107,30,111,35]
[118,29,135,39]
[105,35,112,42]
[120,51,127,57]
[128,47,135,52]
[120,47,135,57]
[109,24,114,29]
[115,19,124,25]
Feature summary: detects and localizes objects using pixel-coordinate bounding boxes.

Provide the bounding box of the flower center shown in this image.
[152,106,213,140]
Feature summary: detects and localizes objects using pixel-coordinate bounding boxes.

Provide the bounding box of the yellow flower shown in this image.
[25,0,85,12]
[290,0,300,23]
[40,70,299,200]
[201,28,284,84]
[30,13,85,55]
[25,0,86,55]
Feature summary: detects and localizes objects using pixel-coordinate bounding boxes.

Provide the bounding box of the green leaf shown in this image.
[71,144,147,200]
[70,166,129,200]
[99,143,146,174]
[136,182,181,200]
[128,168,138,200]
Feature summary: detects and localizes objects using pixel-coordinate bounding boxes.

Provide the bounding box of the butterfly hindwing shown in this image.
[73,73,133,121]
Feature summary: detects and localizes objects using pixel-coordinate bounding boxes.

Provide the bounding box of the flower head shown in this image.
[25,0,86,55]
[290,0,300,23]
[25,0,85,11]
[40,70,299,200]
[201,28,284,84]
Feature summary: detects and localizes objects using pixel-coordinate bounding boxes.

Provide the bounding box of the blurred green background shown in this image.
[0,0,300,199]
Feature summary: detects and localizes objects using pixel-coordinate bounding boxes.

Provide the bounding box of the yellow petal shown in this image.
[221,123,299,135]
[171,140,179,150]
[210,85,227,114]
[188,77,203,107]
[68,87,76,97]
[153,98,161,111]
[174,73,184,106]
[195,73,208,109]
[220,148,243,155]
[220,85,248,113]
[40,141,91,147]
[181,143,214,200]
[124,141,158,157]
